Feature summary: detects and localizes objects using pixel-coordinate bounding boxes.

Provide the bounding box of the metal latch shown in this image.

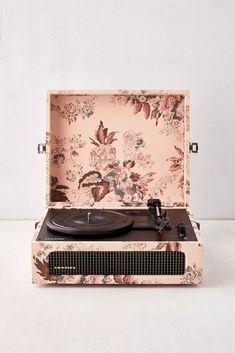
[38,143,46,154]
[189,142,198,153]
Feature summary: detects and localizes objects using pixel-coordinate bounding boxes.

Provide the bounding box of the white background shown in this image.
[0,0,235,220]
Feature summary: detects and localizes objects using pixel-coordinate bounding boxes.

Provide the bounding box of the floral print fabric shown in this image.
[48,91,189,207]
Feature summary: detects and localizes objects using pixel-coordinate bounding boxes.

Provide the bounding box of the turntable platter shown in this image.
[46,209,134,236]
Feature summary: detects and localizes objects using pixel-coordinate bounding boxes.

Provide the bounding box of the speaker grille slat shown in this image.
[49,251,185,276]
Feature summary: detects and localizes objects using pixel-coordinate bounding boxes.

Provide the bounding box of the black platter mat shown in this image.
[46,209,134,236]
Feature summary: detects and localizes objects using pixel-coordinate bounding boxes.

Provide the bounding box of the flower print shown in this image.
[80,275,104,284]
[137,172,155,196]
[51,96,95,124]
[70,150,79,159]
[150,96,161,107]
[159,95,178,113]
[81,98,95,119]
[135,136,145,148]
[149,175,175,198]
[52,153,65,167]
[139,95,147,103]
[62,102,80,124]
[50,135,66,149]
[110,95,129,105]
[112,94,185,134]
[175,99,185,118]
[135,152,154,169]
[167,146,184,173]
[90,145,117,171]
[36,250,46,258]
[123,130,154,169]
[82,104,93,118]
[123,130,136,145]
[90,121,118,171]
[65,170,76,182]
[130,172,140,182]
[50,134,85,171]
[69,134,86,149]
[181,264,202,284]
[108,162,155,205]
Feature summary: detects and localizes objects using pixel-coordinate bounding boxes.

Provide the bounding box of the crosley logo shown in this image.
[54,266,76,270]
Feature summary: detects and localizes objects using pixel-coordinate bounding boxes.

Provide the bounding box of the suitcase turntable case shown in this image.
[32,90,202,285]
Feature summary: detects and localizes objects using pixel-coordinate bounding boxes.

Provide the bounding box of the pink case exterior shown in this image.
[32,90,202,285]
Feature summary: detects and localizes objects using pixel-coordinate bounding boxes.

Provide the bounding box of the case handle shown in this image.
[37,143,46,154]
[189,142,198,153]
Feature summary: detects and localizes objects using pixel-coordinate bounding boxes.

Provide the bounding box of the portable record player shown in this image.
[32,90,203,285]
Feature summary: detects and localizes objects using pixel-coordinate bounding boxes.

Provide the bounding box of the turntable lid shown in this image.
[45,90,191,208]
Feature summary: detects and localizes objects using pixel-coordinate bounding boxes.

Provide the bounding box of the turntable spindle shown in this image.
[87,212,91,223]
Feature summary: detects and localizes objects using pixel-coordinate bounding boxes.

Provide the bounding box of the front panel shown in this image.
[48,250,186,276]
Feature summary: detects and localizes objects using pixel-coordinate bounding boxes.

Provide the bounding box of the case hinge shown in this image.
[189,142,198,153]
[38,143,46,154]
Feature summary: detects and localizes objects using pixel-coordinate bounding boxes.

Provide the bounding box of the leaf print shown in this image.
[92,121,118,146]
[89,137,100,147]
[50,176,69,202]
[106,131,117,144]
[103,128,108,139]
[123,160,135,168]
[91,180,110,202]
[113,275,123,284]
[96,121,106,144]
[151,109,157,119]
[56,185,69,190]
[133,102,142,114]
[174,145,184,158]
[34,257,62,282]
[111,94,185,136]
[143,103,150,119]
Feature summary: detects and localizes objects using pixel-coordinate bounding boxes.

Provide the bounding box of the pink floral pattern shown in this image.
[32,91,202,285]
[48,91,189,207]
[50,134,85,185]
[90,121,118,171]
[123,130,154,169]
[167,145,190,200]
[72,121,157,205]
[111,93,184,132]
[51,96,95,124]
[180,264,202,285]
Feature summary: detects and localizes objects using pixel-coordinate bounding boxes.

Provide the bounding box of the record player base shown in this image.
[32,210,203,285]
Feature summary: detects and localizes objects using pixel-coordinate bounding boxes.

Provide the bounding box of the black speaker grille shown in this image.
[49,251,185,276]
